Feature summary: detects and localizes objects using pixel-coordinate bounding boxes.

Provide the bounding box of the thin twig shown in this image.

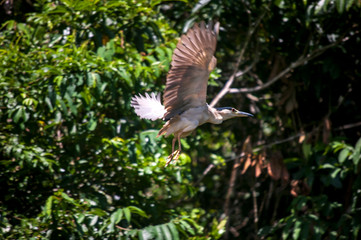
[251,186,259,237]
[335,121,361,131]
[223,156,242,240]
[116,225,132,231]
[253,120,361,151]
[195,163,215,185]
[224,158,242,217]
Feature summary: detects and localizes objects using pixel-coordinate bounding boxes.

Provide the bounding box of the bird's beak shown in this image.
[236,111,254,117]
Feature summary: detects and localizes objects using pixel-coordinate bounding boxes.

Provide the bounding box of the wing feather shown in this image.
[163,21,219,120]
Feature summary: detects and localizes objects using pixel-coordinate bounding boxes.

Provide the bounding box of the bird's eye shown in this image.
[232,108,236,112]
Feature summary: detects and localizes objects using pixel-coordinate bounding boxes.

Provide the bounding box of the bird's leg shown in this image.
[178,134,182,154]
[166,135,181,166]
[173,134,181,160]
[166,137,178,166]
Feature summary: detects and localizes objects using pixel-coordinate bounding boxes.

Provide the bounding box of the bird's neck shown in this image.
[207,106,224,124]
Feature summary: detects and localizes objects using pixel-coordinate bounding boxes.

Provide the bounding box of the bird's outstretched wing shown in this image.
[163,21,219,120]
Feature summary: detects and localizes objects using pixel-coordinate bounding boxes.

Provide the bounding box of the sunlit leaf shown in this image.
[128,206,148,218]
[123,207,131,223]
[110,209,123,225]
[44,196,53,217]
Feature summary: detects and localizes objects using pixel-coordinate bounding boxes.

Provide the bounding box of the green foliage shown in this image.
[259,138,361,239]
[1,0,361,239]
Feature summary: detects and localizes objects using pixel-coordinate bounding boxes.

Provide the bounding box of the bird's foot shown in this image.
[165,150,180,167]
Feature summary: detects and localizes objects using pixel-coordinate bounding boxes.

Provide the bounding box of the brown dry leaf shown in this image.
[267,152,282,180]
[281,166,290,183]
[242,136,252,153]
[298,131,306,143]
[285,90,298,114]
[290,180,300,197]
[241,154,252,175]
[267,151,290,183]
[277,79,298,114]
[251,156,256,167]
[255,163,262,178]
[240,136,253,175]
[254,160,262,178]
[255,152,266,178]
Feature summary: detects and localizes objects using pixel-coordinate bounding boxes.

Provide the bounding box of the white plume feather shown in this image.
[131,92,166,121]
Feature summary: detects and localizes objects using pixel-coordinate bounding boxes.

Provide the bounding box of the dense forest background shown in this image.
[1,0,361,239]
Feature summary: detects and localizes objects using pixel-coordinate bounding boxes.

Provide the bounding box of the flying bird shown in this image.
[131,21,253,166]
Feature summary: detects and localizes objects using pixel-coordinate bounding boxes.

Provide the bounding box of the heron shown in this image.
[131,21,253,166]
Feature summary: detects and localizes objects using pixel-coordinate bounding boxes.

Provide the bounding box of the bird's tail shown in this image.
[157,120,171,137]
[131,92,166,121]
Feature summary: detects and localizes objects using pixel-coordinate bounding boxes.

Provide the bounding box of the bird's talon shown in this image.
[165,150,180,167]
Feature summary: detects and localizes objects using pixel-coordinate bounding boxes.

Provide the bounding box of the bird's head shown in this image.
[216,107,253,121]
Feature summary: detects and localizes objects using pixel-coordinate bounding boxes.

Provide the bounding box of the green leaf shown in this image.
[64,92,78,115]
[54,75,63,86]
[118,68,133,87]
[336,0,345,13]
[355,137,361,151]
[45,96,54,111]
[302,143,312,159]
[338,148,350,163]
[300,220,310,239]
[315,0,331,13]
[352,150,360,166]
[282,216,295,239]
[87,72,99,88]
[90,216,99,226]
[319,163,335,169]
[160,224,172,239]
[139,228,153,240]
[128,206,148,218]
[292,220,302,240]
[352,138,361,167]
[23,98,38,108]
[76,213,85,224]
[346,0,355,10]
[89,208,108,217]
[87,118,97,131]
[44,196,53,217]
[154,226,164,240]
[110,209,123,225]
[295,196,308,210]
[167,223,180,240]
[13,107,25,123]
[331,168,341,179]
[179,220,195,235]
[123,207,131,223]
[57,97,68,116]
[61,192,76,205]
[155,47,165,61]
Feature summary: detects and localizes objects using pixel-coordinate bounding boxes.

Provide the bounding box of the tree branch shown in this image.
[229,34,350,94]
[210,7,268,107]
